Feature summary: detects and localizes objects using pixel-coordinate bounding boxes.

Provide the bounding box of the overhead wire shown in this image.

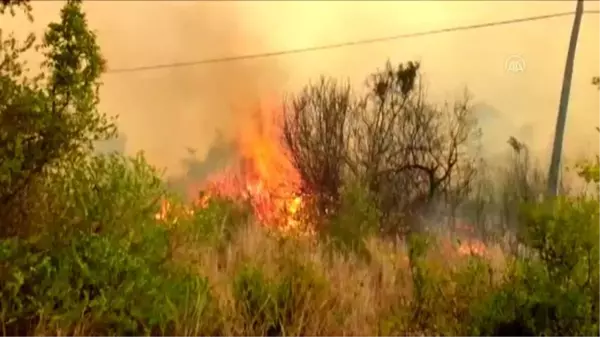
[106,10,600,74]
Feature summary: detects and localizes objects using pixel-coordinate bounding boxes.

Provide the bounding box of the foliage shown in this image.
[357,62,478,234]
[323,181,380,259]
[0,0,115,238]
[170,196,251,252]
[0,232,215,336]
[39,153,165,240]
[0,2,232,335]
[377,232,496,335]
[471,160,600,336]
[457,135,554,252]
[0,125,216,335]
[0,146,220,335]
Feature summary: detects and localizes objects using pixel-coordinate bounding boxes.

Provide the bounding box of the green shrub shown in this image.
[323,181,379,260]
[471,160,600,336]
[174,196,251,250]
[0,149,222,335]
[23,152,165,253]
[0,0,116,239]
[0,233,215,335]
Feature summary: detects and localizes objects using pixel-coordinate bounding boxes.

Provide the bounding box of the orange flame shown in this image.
[157,98,312,237]
[453,221,487,257]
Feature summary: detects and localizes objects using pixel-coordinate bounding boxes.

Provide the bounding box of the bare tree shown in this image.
[354,61,479,234]
[281,77,355,219]
[281,61,479,235]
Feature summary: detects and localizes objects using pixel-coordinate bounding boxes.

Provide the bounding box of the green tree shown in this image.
[0,0,116,237]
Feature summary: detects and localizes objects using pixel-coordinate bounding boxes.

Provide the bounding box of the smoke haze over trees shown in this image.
[2,1,597,178]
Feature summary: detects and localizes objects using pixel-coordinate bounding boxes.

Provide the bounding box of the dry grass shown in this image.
[166,221,509,336]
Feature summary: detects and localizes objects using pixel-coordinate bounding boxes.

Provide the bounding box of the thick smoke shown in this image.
[2,1,598,182]
[1,1,291,178]
[90,1,290,177]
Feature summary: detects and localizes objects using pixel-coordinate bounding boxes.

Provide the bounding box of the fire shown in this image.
[457,239,487,257]
[157,98,313,237]
[453,221,487,257]
[156,99,492,244]
[154,198,170,221]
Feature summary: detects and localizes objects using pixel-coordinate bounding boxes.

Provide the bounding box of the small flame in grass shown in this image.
[454,221,487,257]
[457,240,487,257]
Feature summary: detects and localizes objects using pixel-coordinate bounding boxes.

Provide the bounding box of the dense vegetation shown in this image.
[1,1,598,335]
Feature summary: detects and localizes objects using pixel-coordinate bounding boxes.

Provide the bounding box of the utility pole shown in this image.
[547,0,585,197]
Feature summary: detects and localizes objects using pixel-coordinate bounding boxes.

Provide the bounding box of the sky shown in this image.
[2,0,599,177]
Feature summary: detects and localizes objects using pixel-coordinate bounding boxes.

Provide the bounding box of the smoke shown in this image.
[167,131,236,199]
[2,1,598,183]
[1,1,292,178]
[90,1,290,177]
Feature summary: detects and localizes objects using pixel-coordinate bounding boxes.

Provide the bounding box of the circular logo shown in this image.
[505,55,526,73]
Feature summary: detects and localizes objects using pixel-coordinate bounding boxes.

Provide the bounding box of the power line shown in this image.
[106,10,600,74]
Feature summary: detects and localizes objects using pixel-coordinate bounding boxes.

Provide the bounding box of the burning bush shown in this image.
[162,61,480,242]
[161,100,313,238]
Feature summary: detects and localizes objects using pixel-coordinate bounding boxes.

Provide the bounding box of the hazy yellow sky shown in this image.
[2,1,599,175]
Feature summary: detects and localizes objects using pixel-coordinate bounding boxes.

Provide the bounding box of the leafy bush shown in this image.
[0,0,116,238]
[0,148,222,335]
[172,196,251,251]
[471,160,600,336]
[35,153,165,240]
[0,233,215,336]
[323,181,379,259]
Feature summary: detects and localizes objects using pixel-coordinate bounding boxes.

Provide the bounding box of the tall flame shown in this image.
[157,97,311,236]
[156,99,486,248]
